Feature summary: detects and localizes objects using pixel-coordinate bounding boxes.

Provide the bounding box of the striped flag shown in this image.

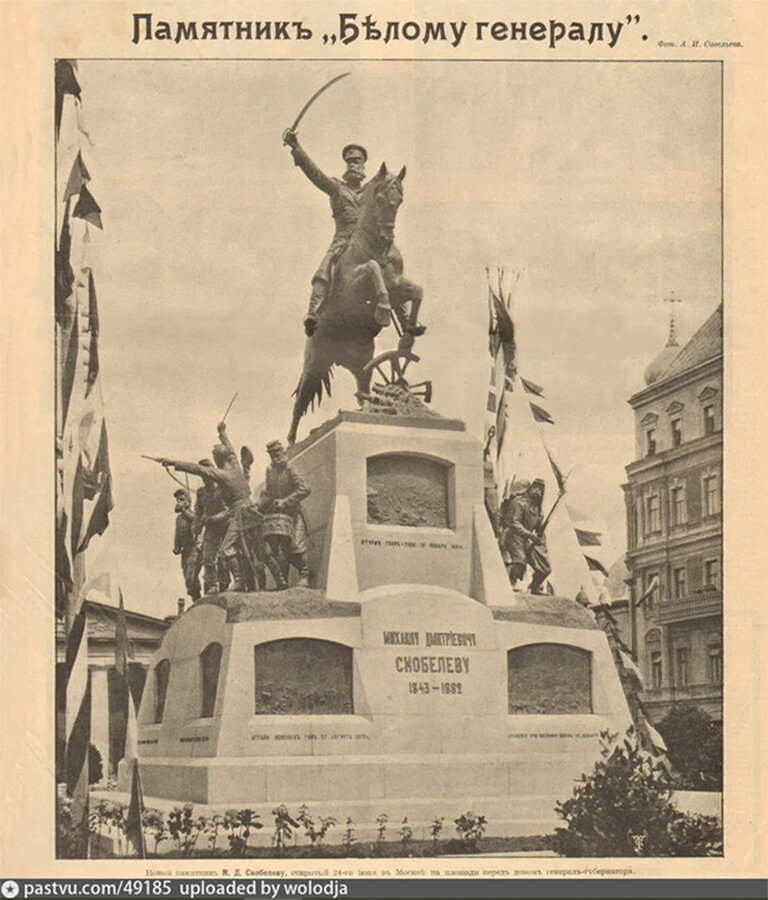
[56,59,111,858]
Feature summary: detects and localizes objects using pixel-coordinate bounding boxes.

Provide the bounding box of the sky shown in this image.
[74,60,721,618]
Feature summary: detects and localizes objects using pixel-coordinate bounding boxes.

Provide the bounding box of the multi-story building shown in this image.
[623,307,723,723]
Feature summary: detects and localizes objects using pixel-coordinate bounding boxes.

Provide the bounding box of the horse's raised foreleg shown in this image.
[390,277,425,336]
[350,259,391,326]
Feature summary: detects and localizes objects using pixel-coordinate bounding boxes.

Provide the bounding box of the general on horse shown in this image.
[284,126,426,445]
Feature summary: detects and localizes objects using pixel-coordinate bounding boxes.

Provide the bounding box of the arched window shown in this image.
[507,643,592,714]
[154,659,171,724]
[645,629,662,688]
[200,643,223,718]
[366,453,453,527]
[254,638,353,714]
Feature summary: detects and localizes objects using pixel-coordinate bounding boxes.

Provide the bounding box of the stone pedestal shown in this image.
[125,412,632,836]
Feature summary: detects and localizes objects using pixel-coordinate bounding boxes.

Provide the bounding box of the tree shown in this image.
[553,729,721,857]
[658,704,722,790]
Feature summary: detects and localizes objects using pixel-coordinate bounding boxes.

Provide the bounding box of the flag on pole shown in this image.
[636,574,659,606]
[115,593,146,857]
[56,59,111,858]
[124,760,147,858]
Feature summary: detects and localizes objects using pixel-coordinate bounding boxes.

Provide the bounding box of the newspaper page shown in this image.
[0,0,765,894]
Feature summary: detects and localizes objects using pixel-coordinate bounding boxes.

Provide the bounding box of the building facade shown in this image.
[56,600,171,779]
[623,308,723,723]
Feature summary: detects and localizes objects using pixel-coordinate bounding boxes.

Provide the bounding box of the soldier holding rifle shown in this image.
[501,478,552,595]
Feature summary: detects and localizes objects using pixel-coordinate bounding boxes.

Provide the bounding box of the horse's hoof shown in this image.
[405,323,427,337]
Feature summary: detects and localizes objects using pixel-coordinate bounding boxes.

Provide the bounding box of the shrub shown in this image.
[658,704,722,791]
[553,729,722,857]
[454,812,486,851]
[297,805,336,850]
[398,817,414,852]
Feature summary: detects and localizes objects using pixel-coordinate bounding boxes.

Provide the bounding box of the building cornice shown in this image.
[625,432,722,478]
[628,354,722,409]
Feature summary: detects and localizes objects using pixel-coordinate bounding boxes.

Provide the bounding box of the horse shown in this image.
[287,162,424,445]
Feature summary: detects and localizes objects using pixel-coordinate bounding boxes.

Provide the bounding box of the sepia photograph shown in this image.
[52,57,727,863]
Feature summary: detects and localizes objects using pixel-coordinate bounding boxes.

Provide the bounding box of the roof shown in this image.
[654,306,722,384]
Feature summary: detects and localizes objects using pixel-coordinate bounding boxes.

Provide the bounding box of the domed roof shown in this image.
[644,319,680,386]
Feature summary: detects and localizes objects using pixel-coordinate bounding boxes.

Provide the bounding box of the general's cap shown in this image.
[266,440,285,453]
[174,488,189,499]
[342,144,367,163]
[531,478,546,488]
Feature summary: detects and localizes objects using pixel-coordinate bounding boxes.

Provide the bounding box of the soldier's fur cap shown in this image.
[174,488,189,500]
[342,144,367,163]
[532,478,545,488]
[266,440,285,454]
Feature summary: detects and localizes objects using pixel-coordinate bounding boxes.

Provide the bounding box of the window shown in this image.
[704,558,720,589]
[708,644,722,684]
[645,494,660,533]
[703,474,720,516]
[671,418,682,447]
[200,643,223,718]
[645,428,656,456]
[703,405,716,435]
[671,486,686,525]
[673,566,687,599]
[154,659,171,724]
[651,651,663,689]
[675,647,690,686]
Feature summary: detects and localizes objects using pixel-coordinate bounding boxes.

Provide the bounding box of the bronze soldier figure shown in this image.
[258,440,311,587]
[172,488,201,602]
[193,461,233,595]
[283,130,368,335]
[161,424,285,592]
[501,478,552,594]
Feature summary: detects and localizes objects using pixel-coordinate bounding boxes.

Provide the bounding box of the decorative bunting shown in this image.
[72,184,103,229]
[521,377,544,396]
[575,527,602,547]
[529,402,555,425]
[63,151,91,202]
[584,555,609,577]
[55,60,81,136]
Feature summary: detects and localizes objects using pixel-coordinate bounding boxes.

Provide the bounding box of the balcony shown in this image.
[654,588,722,624]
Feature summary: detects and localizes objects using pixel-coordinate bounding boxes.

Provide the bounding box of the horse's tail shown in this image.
[292,364,334,411]
[288,363,334,445]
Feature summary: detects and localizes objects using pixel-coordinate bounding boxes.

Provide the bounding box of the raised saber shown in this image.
[221,392,238,424]
[282,72,350,142]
